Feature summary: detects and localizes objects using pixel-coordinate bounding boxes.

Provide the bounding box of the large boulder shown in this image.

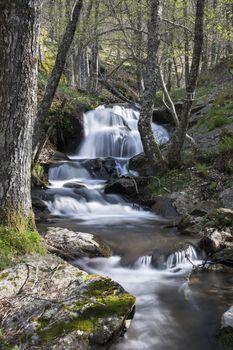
[129,153,154,176]
[83,158,119,180]
[206,208,233,228]
[199,228,233,254]
[151,197,178,218]
[0,254,136,350]
[218,306,233,349]
[43,227,112,260]
[219,188,233,209]
[105,178,137,196]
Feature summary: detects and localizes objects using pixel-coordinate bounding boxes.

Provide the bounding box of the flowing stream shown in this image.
[38,106,233,350]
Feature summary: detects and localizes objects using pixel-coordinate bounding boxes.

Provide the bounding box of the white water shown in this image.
[77,250,201,350]
[45,105,169,223]
[77,105,169,158]
[166,245,198,270]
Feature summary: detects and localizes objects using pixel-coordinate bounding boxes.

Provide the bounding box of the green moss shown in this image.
[35,277,135,345]
[0,226,46,271]
[0,272,9,280]
[37,318,93,344]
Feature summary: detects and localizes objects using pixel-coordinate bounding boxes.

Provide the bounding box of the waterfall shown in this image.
[136,255,152,267]
[77,105,169,158]
[166,245,198,270]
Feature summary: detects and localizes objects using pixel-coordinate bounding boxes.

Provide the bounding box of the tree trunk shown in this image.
[33,0,83,159]
[0,0,42,229]
[183,0,190,87]
[138,0,167,171]
[167,0,205,168]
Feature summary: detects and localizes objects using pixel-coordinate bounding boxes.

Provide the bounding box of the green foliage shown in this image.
[219,136,233,154]
[0,226,45,271]
[197,103,233,131]
[196,163,209,177]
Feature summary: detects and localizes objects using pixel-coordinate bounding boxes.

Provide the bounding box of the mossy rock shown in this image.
[207,208,233,228]
[0,254,136,350]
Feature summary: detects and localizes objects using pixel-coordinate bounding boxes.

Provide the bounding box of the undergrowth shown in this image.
[0,226,45,271]
[146,169,193,197]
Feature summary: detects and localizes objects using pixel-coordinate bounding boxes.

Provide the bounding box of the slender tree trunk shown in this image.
[89,0,100,93]
[0,0,42,229]
[138,0,167,171]
[77,47,90,90]
[33,0,83,159]
[167,0,205,168]
[183,0,190,87]
[211,0,217,66]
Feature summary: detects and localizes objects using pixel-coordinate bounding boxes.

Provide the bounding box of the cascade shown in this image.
[166,245,198,270]
[45,105,169,223]
[136,255,153,267]
[77,105,169,158]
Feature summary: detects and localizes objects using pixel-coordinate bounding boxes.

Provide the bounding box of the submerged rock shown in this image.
[44,227,112,260]
[218,306,233,349]
[0,254,136,350]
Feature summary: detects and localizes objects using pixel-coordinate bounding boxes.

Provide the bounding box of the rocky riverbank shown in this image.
[0,228,136,350]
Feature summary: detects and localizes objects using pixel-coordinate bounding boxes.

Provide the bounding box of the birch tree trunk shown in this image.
[0,0,42,229]
[167,0,205,168]
[138,0,167,171]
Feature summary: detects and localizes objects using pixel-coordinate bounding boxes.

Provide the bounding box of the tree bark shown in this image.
[183,0,190,87]
[167,0,205,168]
[0,0,42,229]
[33,0,83,159]
[138,0,167,171]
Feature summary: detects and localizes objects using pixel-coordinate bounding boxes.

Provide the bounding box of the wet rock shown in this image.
[83,158,119,179]
[63,181,87,189]
[53,109,85,154]
[218,306,233,349]
[105,178,137,196]
[0,254,135,350]
[129,153,154,176]
[152,103,183,125]
[51,151,70,161]
[199,228,233,254]
[151,197,178,218]
[44,227,112,260]
[219,188,233,209]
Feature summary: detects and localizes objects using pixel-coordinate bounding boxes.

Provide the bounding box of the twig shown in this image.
[16,264,30,295]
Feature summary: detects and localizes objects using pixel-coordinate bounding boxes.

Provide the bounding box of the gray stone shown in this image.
[199,228,233,254]
[44,227,112,260]
[219,188,233,209]
[151,197,178,218]
[0,254,135,350]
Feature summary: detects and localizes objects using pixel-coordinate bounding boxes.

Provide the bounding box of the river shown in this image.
[37,105,233,350]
